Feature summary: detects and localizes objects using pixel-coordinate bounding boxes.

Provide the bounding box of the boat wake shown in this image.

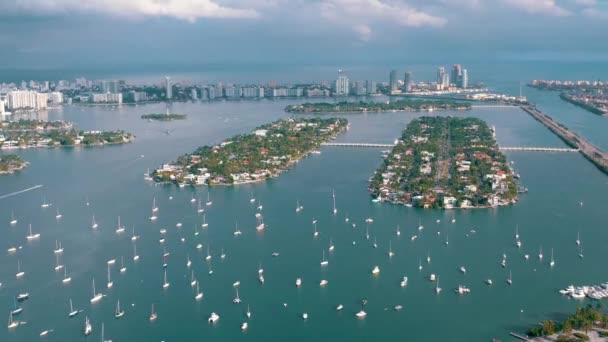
[0,185,44,200]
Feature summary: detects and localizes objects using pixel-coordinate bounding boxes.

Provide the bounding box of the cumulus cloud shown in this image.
[11,0,259,21]
[320,0,447,40]
[502,0,571,16]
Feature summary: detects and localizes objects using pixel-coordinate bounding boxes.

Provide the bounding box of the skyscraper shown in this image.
[437,67,446,85]
[100,80,119,94]
[404,72,413,93]
[335,74,349,96]
[461,69,468,89]
[165,77,172,100]
[389,69,398,94]
[451,65,462,87]
[367,80,377,95]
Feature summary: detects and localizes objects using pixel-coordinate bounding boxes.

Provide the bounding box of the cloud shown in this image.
[320,0,447,40]
[573,0,596,5]
[582,7,608,19]
[10,0,259,21]
[502,0,571,16]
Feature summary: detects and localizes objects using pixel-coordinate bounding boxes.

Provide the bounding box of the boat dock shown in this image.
[520,105,608,175]
[509,332,530,341]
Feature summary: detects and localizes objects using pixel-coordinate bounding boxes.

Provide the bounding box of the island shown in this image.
[285,100,471,113]
[0,154,28,174]
[141,113,187,121]
[529,80,608,115]
[527,305,608,342]
[368,116,518,209]
[0,119,134,149]
[153,117,348,186]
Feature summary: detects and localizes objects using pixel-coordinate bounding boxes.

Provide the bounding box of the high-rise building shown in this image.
[190,88,198,100]
[367,80,377,95]
[451,65,462,87]
[165,77,172,100]
[437,67,446,85]
[389,69,399,94]
[461,69,468,89]
[404,72,413,93]
[7,91,48,110]
[355,81,366,96]
[100,80,119,94]
[0,99,5,114]
[335,75,349,96]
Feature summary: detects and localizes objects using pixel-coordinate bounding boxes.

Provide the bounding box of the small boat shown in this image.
[429,274,436,282]
[549,248,555,267]
[114,300,125,318]
[41,198,51,208]
[202,214,208,228]
[427,252,431,264]
[186,255,192,268]
[63,267,72,283]
[576,231,580,246]
[206,193,213,206]
[371,266,380,275]
[394,305,403,311]
[246,305,252,319]
[120,257,127,273]
[302,312,308,320]
[313,221,319,237]
[455,285,471,295]
[435,276,442,293]
[524,254,530,260]
[133,241,140,261]
[206,245,212,261]
[250,194,255,203]
[195,281,203,300]
[418,259,423,271]
[365,218,374,223]
[17,293,29,301]
[272,252,280,257]
[241,322,248,331]
[149,304,157,321]
[54,240,64,254]
[208,312,220,324]
[259,274,265,284]
[68,299,79,317]
[400,276,408,287]
[336,304,344,311]
[84,316,92,335]
[11,299,23,316]
[90,279,103,303]
[296,278,302,287]
[418,219,424,231]
[10,211,17,225]
[355,310,367,318]
[320,250,329,266]
[578,244,584,259]
[16,260,25,278]
[92,214,98,229]
[176,222,182,228]
[7,247,17,253]
[191,271,197,287]
[332,189,338,215]
[506,270,513,285]
[190,195,196,203]
[162,269,170,289]
[516,240,522,248]
[460,266,466,274]
[116,216,125,234]
[160,228,167,235]
[329,238,335,252]
[233,220,242,236]
[485,279,493,285]
[320,279,328,287]
[55,208,62,219]
[388,240,394,257]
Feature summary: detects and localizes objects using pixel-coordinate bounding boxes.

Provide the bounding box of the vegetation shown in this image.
[0,119,72,131]
[285,100,472,113]
[528,305,607,341]
[141,113,187,121]
[154,117,348,186]
[369,116,517,209]
[0,154,27,174]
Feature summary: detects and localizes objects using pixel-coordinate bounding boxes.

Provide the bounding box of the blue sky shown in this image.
[0,0,606,68]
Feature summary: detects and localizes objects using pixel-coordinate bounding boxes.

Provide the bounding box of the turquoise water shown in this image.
[2,71,608,341]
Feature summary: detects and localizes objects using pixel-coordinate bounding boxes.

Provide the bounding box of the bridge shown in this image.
[321,142,578,152]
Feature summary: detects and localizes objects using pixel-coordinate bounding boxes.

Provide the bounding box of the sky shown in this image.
[0,0,607,69]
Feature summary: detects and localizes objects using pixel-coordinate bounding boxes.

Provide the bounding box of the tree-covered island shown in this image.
[0,119,134,149]
[285,100,471,113]
[141,113,187,121]
[369,116,518,209]
[153,117,348,186]
[0,154,28,174]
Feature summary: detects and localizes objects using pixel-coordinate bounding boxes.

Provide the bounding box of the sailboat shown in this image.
[162,269,170,289]
[133,241,140,261]
[396,225,401,237]
[257,200,263,211]
[149,304,157,321]
[418,219,424,231]
[365,224,370,240]
[186,255,192,268]
[515,225,519,240]
[445,232,449,246]
[41,197,50,208]
[206,245,212,261]
[550,248,555,267]
[90,279,103,303]
[190,271,197,287]
[388,240,394,257]
[329,237,335,252]
[233,220,242,236]
[246,305,251,319]
[54,253,64,271]
[427,251,431,264]
[197,197,204,213]
[195,281,203,300]
[250,193,256,203]
[10,211,17,225]
[233,287,242,304]
[332,189,338,215]
[106,264,113,288]
[11,298,23,316]
[91,214,98,229]
[435,276,442,293]
[578,244,584,259]
[538,245,543,260]
[220,248,226,259]
[84,316,92,335]
[373,236,378,248]
[8,312,19,329]
[418,258,423,271]
[206,192,213,206]
[69,299,79,317]
[152,197,159,212]
[63,267,72,283]
[56,208,62,219]
[507,270,513,285]
[54,240,64,254]
[256,215,265,231]
[114,300,125,318]
[16,260,25,278]
[101,322,110,342]
[116,216,125,233]
[120,257,126,273]
[320,250,329,266]
[296,200,303,213]
[202,214,208,228]
[313,221,319,237]
[576,232,580,246]
[26,224,41,240]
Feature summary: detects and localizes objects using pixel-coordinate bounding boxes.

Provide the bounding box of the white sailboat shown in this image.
[149,304,157,321]
[220,248,226,259]
[206,192,213,206]
[435,276,442,293]
[515,225,519,240]
[120,256,126,273]
[10,211,17,225]
[538,245,543,260]
[152,197,159,212]
[186,255,192,268]
[373,236,378,248]
[55,208,62,219]
[68,299,79,317]
[133,241,140,261]
[257,199,263,211]
[206,245,212,261]
[162,269,170,289]
[388,240,394,257]
[550,248,555,267]
[365,224,370,240]
[116,216,125,233]
[90,279,103,303]
[576,231,580,246]
[256,215,265,231]
[202,214,208,228]
[296,200,303,213]
[246,305,251,319]
[11,299,23,316]
[233,219,242,236]
[320,250,329,266]
[195,281,203,300]
[396,225,401,237]
[26,224,41,240]
[106,264,113,288]
[332,189,338,215]
[84,316,92,335]
[418,258,423,271]
[190,271,197,287]
[8,312,19,329]
[63,267,72,283]
[41,197,50,208]
[101,322,111,342]
[197,197,204,213]
[329,237,335,252]
[114,300,124,318]
[578,243,584,259]
[250,193,255,203]
[313,221,319,237]
[91,214,98,229]
[16,260,25,278]
[507,270,513,285]
[233,288,242,304]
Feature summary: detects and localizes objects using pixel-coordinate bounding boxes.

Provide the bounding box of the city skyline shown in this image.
[0,1,607,68]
